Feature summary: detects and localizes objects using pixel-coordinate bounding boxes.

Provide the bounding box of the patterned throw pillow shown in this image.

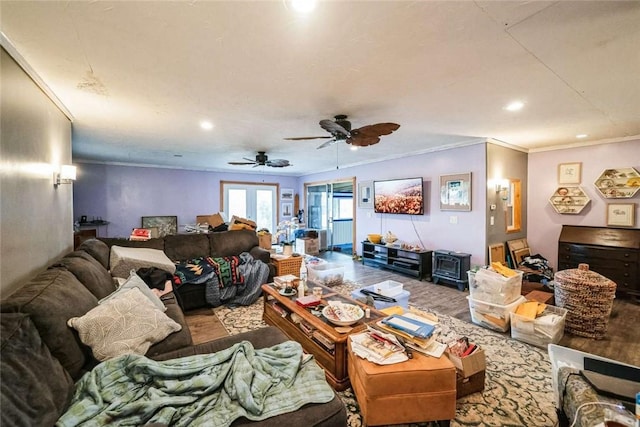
[68,287,181,361]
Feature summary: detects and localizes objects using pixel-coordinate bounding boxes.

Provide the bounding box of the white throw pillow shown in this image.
[100,271,166,311]
[68,287,181,361]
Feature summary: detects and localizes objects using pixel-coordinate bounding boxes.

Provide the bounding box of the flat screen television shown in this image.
[373,177,424,215]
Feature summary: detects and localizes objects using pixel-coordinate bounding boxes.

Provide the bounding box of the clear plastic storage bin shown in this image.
[369,280,403,297]
[351,288,410,309]
[510,305,567,348]
[467,295,525,332]
[468,269,523,305]
[308,263,344,286]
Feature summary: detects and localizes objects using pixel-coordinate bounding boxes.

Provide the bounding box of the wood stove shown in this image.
[432,250,471,291]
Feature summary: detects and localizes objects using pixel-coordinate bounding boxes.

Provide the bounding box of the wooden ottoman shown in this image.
[347,341,457,426]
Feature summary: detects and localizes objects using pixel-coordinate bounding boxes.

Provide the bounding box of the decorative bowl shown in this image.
[322,304,364,326]
[367,234,382,244]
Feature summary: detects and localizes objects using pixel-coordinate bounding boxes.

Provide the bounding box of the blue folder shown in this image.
[381,314,435,339]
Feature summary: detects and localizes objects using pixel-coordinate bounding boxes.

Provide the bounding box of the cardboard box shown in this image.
[229,215,256,231]
[456,370,485,398]
[258,233,272,250]
[196,213,224,228]
[295,237,319,255]
[446,347,486,378]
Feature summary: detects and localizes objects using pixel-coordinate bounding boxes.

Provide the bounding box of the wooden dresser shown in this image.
[558,225,639,300]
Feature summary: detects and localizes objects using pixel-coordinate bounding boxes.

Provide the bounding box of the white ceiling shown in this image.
[2,1,639,176]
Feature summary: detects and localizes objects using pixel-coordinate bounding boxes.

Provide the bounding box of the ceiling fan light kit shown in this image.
[285,114,400,149]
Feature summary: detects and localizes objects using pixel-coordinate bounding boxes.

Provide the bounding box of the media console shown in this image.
[362,242,433,281]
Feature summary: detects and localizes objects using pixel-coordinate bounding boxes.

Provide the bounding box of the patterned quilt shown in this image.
[56,341,334,427]
[172,253,269,308]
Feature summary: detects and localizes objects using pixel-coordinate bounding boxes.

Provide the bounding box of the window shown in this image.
[221,181,278,232]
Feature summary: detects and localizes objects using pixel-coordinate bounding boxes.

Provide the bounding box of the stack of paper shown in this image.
[375,308,446,358]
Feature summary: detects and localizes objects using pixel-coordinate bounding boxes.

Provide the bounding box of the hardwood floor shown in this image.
[319,250,640,367]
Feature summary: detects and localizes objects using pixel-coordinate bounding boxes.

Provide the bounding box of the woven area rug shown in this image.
[214,282,558,427]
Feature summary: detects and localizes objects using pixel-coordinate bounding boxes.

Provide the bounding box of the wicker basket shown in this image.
[553,263,616,339]
[272,256,303,276]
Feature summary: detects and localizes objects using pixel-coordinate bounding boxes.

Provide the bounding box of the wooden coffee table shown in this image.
[261,282,385,390]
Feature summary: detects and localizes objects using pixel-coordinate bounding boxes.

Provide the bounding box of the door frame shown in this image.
[303,176,356,252]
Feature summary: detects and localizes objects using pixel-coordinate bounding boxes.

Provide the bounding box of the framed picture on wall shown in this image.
[358,180,373,208]
[606,203,635,227]
[282,203,293,218]
[439,172,471,211]
[558,162,581,184]
[281,188,294,201]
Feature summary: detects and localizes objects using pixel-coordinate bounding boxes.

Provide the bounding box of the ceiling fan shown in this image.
[228,151,292,168]
[285,114,400,149]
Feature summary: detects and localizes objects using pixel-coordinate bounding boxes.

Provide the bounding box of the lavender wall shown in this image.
[527,139,640,270]
[73,163,297,238]
[300,143,488,266]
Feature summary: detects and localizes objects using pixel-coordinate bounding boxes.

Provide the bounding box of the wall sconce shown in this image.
[495,179,510,201]
[53,164,77,188]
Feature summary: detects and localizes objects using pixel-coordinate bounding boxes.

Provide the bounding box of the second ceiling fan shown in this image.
[285,115,400,149]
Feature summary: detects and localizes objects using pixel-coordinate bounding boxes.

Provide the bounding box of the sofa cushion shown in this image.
[99,271,165,311]
[77,238,111,270]
[1,313,74,427]
[164,233,210,261]
[146,293,193,356]
[1,269,98,380]
[209,229,259,257]
[110,245,176,279]
[53,250,116,299]
[68,287,182,361]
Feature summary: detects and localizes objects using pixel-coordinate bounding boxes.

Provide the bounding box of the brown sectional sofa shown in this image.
[98,229,276,310]
[0,233,346,426]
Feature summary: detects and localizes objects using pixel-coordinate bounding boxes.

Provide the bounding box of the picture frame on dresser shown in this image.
[606,203,635,227]
[141,216,177,237]
[558,162,582,184]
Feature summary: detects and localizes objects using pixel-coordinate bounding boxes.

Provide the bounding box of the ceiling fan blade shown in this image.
[316,138,338,149]
[266,159,291,167]
[319,119,350,137]
[228,161,257,165]
[348,135,381,147]
[352,123,400,137]
[284,136,333,141]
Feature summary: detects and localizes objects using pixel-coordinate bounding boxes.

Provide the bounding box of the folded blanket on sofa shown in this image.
[56,341,334,427]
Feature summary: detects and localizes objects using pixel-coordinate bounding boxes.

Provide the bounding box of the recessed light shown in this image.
[291,0,316,13]
[350,146,358,151]
[576,134,588,139]
[504,101,524,111]
[200,121,214,130]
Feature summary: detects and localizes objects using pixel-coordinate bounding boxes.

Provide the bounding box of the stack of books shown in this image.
[129,228,151,241]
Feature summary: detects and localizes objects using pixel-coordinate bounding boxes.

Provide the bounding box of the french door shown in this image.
[221,181,278,233]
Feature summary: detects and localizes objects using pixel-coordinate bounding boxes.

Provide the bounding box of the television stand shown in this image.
[432,250,471,291]
[361,242,433,281]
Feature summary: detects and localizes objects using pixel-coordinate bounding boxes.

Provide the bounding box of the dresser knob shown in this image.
[624,253,629,257]
[624,263,629,267]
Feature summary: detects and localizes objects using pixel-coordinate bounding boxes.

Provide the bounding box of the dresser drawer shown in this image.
[558,243,639,262]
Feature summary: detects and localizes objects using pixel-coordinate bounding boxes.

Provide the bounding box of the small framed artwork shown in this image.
[281,188,294,201]
[282,203,293,218]
[606,203,635,227]
[358,180,373,209]
[558,162,582,184]
[141,216,178,237]
[440,172,471,211]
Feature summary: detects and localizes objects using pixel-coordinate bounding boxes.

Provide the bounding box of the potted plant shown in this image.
[275,220,296,256]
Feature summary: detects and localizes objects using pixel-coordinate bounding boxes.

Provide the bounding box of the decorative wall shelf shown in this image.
[593,167,640,199]
[549,186,591,214]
